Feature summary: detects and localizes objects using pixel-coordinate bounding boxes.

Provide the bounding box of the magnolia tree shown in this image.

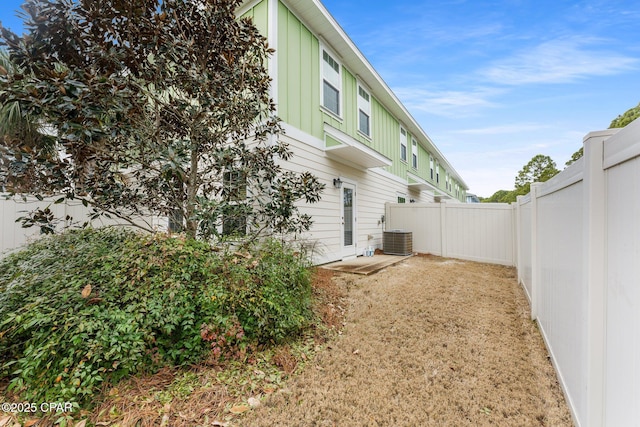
[0,0,323,240]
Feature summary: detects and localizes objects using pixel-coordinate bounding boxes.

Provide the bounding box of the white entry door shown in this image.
[341,182,357,259]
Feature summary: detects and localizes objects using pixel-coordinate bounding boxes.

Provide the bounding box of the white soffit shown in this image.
[324,124,392,169]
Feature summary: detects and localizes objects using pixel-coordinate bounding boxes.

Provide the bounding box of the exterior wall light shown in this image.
[333,178,343,188]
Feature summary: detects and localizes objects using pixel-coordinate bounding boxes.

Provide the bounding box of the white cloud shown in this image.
[451,123,551,135]
[481,37,638,85]
[393,87,503,118]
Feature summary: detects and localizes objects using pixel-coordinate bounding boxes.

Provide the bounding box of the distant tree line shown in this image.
[482,102,640,203]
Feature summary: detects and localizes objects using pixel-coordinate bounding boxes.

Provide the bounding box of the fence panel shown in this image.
[385,202,514,265]
[535,176,586,425]
[603,129,640,425]
[443,204,514,265]
[516,197,532,300]
[1,196,162,257]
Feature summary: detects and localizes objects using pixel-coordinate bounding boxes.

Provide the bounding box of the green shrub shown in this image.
[0,229,313,406]
[216,239,313,343]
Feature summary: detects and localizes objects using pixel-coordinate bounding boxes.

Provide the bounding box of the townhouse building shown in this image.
[239,0,468,263]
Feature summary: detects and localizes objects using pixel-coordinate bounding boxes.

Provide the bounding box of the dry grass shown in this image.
[1,258,573,426]
[237,255,573,426]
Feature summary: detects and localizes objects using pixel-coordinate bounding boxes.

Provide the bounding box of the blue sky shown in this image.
[320,0,640,196]
[2,1,639,196]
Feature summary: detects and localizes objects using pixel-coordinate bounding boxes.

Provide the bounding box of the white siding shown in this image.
[279,130,434,264]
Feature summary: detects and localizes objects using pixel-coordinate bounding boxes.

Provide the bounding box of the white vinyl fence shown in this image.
[387,119,640,427]
[385,201,515,266]
[516,119,640,427]
[1,196,164,257]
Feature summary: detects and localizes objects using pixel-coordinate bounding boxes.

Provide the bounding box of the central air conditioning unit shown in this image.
[383,230,413,256]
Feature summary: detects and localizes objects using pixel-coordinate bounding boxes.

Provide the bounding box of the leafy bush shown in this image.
[0,229,313,405]
[213,239,313,343]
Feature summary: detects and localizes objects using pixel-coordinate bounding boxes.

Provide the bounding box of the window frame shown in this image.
[222,170,248,237]
[400,127,408,162]
[320,46,342,118]
[430,156,434,180]
[411,138,418,169]
[357,83,371,138]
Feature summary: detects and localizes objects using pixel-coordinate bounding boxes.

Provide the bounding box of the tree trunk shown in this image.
[185,143,199,238]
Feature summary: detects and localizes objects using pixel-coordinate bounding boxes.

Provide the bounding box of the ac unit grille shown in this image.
[383,231,413,256]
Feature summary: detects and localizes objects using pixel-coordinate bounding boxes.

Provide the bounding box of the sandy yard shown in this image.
[238,255,573,426]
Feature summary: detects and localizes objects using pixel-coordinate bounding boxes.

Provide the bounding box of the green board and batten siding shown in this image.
[240,1,269,36]
[243,0,465,201]
[278,3,322,138]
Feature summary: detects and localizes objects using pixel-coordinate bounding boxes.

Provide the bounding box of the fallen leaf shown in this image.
[0,416,13,427]
[212,421,229,427]
[247,397,261,408]
[81,284,92,298]
[74,420,88,427]
[229,404,249,414]
[24,420,40,427]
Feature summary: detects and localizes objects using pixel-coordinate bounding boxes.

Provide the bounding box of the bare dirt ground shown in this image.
[238,255,573,426]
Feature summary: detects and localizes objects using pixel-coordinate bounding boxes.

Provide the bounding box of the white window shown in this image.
[322,48,341,117]
[436,160,440,183]
[357,85,371,137]
[397,192,407,203]
[222,170,247,236]
[411,139,418,169]
[430,156,434,180]
[400,127,407,162]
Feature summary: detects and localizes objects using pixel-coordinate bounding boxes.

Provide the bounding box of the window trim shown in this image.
[411,138,418,169]
[222,170,248,237]
[400,127,408,163]
[357,83,371,138]
[320,45,342,119]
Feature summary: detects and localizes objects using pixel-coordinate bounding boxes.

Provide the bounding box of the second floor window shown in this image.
[358,85,371,136]
[430,156,434,180]
[322,49,341,117]
[400,128,407,162]
[412,139,418,169]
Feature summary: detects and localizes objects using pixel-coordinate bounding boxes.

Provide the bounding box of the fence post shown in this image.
[515,196,522,282]
[440,201,447,258]
[529,183,541,320]
[583,130,614,427]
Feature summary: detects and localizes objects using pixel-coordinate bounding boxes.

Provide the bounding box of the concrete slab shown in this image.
[321,254,413,275]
